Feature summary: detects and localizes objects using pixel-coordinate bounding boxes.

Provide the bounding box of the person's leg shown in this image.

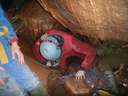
[3,60,48,96]
[0,38,47,96]
[0,71,25,96]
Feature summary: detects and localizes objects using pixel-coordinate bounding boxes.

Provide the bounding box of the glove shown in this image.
[41,33,48,40]
[75,70,85,80]
[46,61,52,67]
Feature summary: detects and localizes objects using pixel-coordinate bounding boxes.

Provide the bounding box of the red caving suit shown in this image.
[33,29,96,69]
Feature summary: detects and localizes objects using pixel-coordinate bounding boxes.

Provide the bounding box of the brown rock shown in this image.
[18,0,65,44]
[37,0,128,42]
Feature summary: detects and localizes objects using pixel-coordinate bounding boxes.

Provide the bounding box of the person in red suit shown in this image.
[33,29,96,79]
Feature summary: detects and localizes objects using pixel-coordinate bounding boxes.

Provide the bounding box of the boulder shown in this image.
[37,0,128,42]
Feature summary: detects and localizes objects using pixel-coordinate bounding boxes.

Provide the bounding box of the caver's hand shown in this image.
[46,61,52,67]
[11,42,25,64]
[75,70,85,80]
[41,33,48,40]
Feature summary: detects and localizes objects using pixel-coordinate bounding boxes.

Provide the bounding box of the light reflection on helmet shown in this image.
[40,35,63,61]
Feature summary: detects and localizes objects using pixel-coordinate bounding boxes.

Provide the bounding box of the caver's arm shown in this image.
[72,37,96,69]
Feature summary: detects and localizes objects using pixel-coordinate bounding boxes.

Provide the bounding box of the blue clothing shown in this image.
[0,5,17,40]
[0,71,24,96]
[0,5,17,63]
[2,59,40,91]
[0,37,12,63]
[0,5,44,96]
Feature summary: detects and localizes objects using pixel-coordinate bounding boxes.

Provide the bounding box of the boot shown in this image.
[29,84,48,96]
